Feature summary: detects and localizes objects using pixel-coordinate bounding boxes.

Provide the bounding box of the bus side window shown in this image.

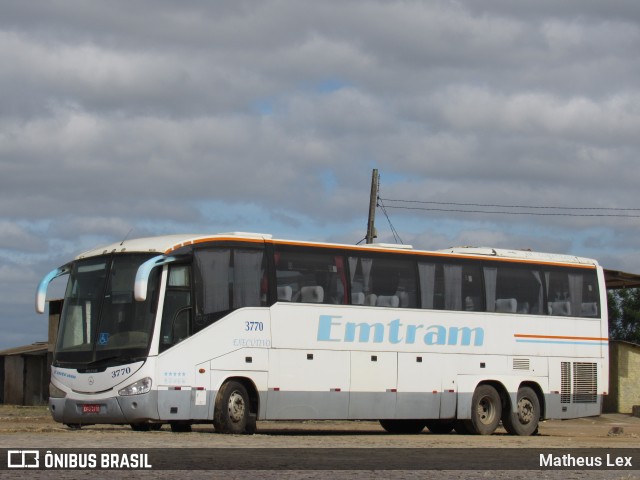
[275,249,347,305]
[545,271,572,316]
[349,256,417,308]
[545,270,600,318]
[484,265,543,315]
[160,265,192,353]
[439,263,482,311]
[193,248,267,331]
[581,271,600,317]
[461,265,483,311]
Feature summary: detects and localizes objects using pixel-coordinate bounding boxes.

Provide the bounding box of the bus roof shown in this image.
[75,233,273,259]
[75,232,599,267]
[437,246,598,266]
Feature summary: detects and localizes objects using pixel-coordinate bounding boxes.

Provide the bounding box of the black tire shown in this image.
[65,424,82,430]
[170,422,192,433]
[470,385,502,435]
[503,386,540,436]
[453,419,475,435]
[130,423,150,432]
[379,419,426,434]
[130,423,161,432]
[213,381,252,434]
[425,420,455,434]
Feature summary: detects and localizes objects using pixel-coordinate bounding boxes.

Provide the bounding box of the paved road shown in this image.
[1,407,639,479]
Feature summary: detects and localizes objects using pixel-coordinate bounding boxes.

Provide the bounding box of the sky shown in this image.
[1,0,640,350]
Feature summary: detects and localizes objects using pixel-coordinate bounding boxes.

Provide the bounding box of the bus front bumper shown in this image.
[49,391,159,425]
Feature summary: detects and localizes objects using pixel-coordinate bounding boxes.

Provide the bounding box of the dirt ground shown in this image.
[1,405,640,479]
[1,404,639,449]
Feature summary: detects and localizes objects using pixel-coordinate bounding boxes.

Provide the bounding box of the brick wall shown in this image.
[606,341,640,414]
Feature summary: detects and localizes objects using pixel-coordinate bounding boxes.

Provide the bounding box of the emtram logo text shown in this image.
[317,315,484,346]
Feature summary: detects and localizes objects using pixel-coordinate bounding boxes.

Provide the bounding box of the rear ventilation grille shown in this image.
[573,362,598,403]
[561,362,571,404]
[560,361,597,404]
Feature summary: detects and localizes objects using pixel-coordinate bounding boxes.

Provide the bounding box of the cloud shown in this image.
[1,0,640,348]
[0,222,46,251]
[435,87,640,145]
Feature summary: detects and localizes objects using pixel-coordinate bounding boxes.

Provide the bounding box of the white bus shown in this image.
[36,232,608,435]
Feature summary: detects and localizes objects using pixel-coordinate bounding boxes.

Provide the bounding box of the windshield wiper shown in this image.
[86,355,144,367]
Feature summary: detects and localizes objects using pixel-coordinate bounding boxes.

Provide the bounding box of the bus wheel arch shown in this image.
[213,377,258,434]
[502,383,543,436]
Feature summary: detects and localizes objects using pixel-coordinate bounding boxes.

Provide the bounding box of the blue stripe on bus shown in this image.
[515,339,608,346]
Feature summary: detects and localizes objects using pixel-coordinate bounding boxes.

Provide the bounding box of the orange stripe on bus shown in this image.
[514,334,608,341]
[164,236,265,254]
[163,236,597,269]
[266,240,597,268]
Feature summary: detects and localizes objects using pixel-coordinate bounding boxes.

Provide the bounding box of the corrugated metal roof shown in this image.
[0,342,48,356]
[604,269,640,289]
[610,339,640,347]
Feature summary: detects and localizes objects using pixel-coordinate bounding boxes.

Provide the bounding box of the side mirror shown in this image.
[35,265,70,314]
[134,255,179,301]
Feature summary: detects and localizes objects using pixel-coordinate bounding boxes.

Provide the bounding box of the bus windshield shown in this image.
[54,254,160,367]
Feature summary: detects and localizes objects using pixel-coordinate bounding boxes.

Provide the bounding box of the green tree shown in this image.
[607,289,640,344]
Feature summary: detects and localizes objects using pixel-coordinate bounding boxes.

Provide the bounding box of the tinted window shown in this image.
[275,249,347,304]
[418,261,482,311]
[159,265,192,352]
[348,255,417,308]
[484,265,543,315]
[194,248,267,330]
[483,263,600,317]
[545,269,600,317]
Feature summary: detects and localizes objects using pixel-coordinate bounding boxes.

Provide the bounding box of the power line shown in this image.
[380,198,640,213]
[380,198,640,218]
[377,197,404,244]
[382,204,640,218]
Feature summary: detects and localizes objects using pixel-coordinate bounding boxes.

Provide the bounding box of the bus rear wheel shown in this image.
[470,385,502,435]
[453,420,475,435]
[425,420,455,434]
[214,380,252,434]
[503,386,540,436]
[379,419,426,434]
[131,423,162,432]
[130,423,149,431]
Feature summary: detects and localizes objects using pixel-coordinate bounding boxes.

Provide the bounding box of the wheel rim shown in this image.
[517,397,534,424]
[227,390,246,424]
[477,395,498,425]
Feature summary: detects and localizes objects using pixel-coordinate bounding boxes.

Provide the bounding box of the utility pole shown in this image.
[366,169,379,244]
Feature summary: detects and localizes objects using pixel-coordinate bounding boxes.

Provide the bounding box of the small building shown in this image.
[0,299,62,406]
[0,342,49,406]
[604,340,640,414]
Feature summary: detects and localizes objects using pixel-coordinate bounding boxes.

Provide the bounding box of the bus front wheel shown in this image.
[214,380,252,434]
[503,386,540,436]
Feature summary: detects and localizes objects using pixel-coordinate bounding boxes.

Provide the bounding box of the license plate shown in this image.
[82,404,100,414]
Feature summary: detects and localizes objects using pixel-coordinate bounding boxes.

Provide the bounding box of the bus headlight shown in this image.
[118,377,152,396]
[49,383,66,398]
